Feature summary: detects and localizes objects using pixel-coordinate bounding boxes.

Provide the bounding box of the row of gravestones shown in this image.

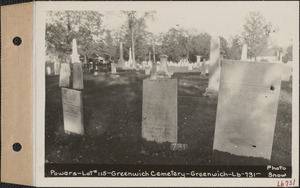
[58,38,292,165]
[142,36,292,165]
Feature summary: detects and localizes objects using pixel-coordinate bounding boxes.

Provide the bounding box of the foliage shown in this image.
[46,11,104,62]
[227,35,243,60]
[121,11,155,63]
[242,11,272,60]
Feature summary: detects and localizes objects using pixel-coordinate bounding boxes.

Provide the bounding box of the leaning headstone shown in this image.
[59,63,71,87]
[241,44,247,61]
[71,39,84,90]
[213,60,283,165]
[142,79,178,143]
[62,88,84,135]
[203,37,221,97]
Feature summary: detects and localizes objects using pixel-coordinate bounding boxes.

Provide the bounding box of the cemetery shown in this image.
[45,10,293,166]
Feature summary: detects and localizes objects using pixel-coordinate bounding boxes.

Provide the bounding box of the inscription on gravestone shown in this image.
[213,60,282,165]
[62,88,84,135]
[142,79,177,143]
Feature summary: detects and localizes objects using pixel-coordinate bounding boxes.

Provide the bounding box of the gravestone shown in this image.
[62,88,84,135]
[46,66,51,75]
[157,54,171,78]
[196,55,201,63]
[142,79,178,143]
[213,60,283,165]
[203,37,221,97]
[188,64,193,71]
[241,44,247,61]
[54,60,60,75]
[71,39,84,90]
[117,42,125,68]
[59,63,70,87]
[73,63,84,90]
[145,68,151,75]
[111,63,117,74]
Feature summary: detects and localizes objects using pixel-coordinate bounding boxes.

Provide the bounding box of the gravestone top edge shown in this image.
[61,87,82,93]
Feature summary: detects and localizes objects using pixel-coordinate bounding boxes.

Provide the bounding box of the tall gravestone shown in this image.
[71,39,84,90]
[241,44,247,61]
[203,37,221,97]
[46,66,51,75]
[213,60,283,165]
[142,79,178,143]
[62,88,84,135]
[54,60,60,75]
[59,63,71,87]
[128,48,134,68]
[117,42,125,68]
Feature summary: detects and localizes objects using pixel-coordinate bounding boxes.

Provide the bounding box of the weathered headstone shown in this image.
[213,60,283,165]
[46,66,51,75]
[188,64,193,71]
[157,54,171,78]
[117,42,125,68]
[111,63,117,74]
[73,63,84,89]
[71,39,84,90]
[203,37,221,96]
[196,55,201,63]
[59,63,70,87]
[145,67,151,75]
[54,60,60,75]
[241,44,247,61]
[142,79,178,143]
[62,88,84,135]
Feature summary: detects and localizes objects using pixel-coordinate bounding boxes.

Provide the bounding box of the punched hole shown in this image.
[252,145,256,148]
[270,85,275,91]
[13,37,22,46]
[13,143,22,152]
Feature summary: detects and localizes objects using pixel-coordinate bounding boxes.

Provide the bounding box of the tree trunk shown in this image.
[131,28,136,65]
[153,43,156,63]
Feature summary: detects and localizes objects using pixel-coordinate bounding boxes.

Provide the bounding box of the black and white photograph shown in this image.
[33,1,298,186]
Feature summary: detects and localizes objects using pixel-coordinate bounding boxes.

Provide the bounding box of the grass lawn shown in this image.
[45,70,292,166]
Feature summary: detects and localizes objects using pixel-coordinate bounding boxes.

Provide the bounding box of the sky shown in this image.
[102,1,297,48]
